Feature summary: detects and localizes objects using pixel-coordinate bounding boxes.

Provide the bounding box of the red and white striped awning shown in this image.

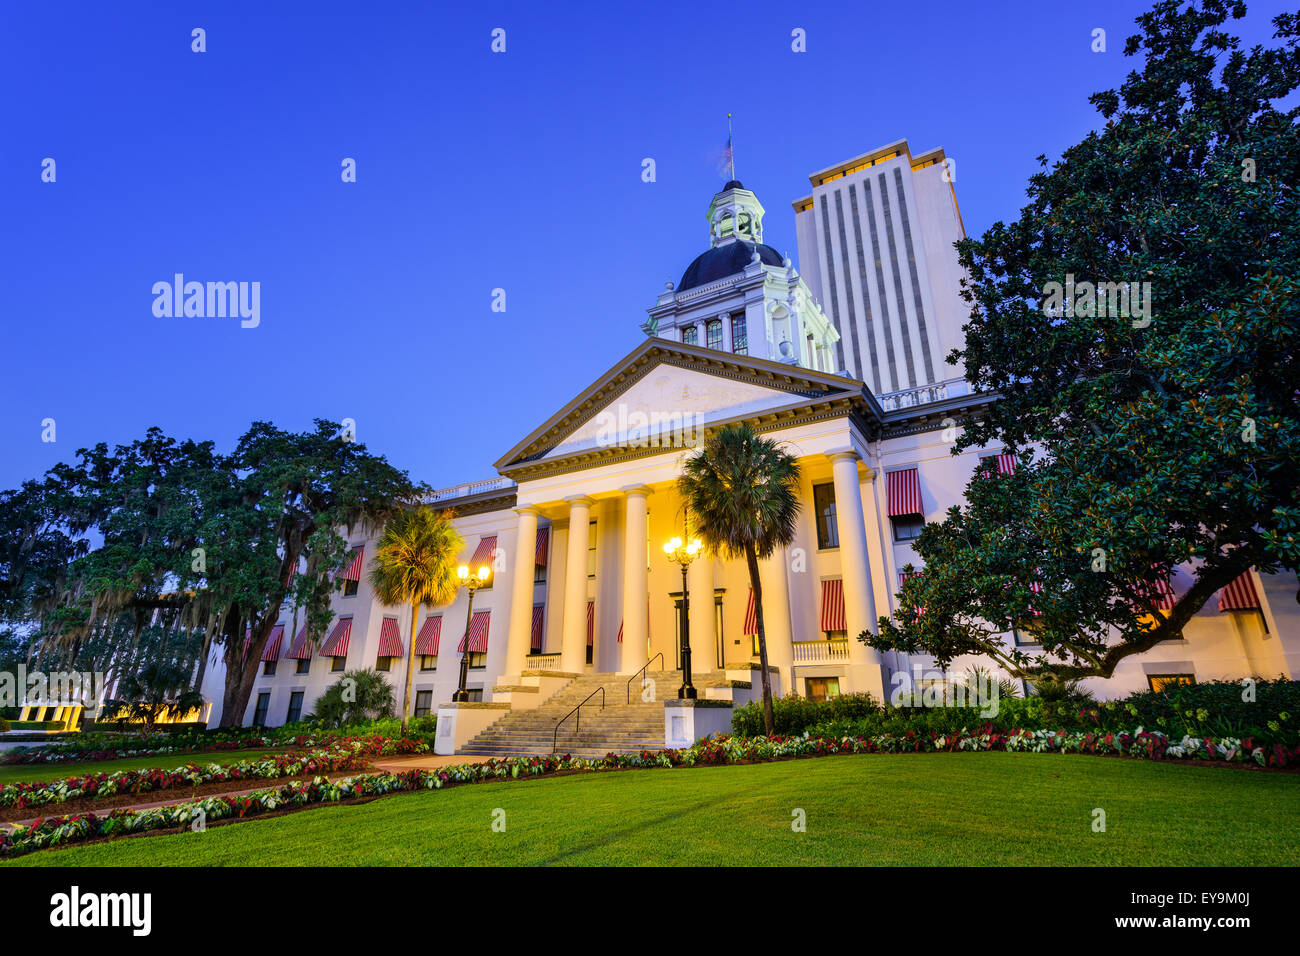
[820,579,846,632]
[415,615,441,656]
[887,468,923,518]
[319,617,353,657]
[286,625,312,660]
[1218,572,1261,612]
[743,589,757,636]
[981,453,1017,476]
[1136,569,1175,612]
[535,527,550,567]
[531,605,544,651]
[616,619,623,644]
[378,617,404,657]
[260,624,285,662]
[340,546,364,582]
[586,600,595,647]
[457,610,491,653]
[469,535,497,573]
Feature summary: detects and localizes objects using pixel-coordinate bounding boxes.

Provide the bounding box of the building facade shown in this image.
[199,144,1300,731]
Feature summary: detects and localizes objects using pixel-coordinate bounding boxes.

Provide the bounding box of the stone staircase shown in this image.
[460,669,737,757]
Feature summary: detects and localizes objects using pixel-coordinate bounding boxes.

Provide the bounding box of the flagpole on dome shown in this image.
[727,112,735,182]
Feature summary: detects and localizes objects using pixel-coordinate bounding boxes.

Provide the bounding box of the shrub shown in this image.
[731,693,878,737]
[309,670,396,728]
[0,717,9,732]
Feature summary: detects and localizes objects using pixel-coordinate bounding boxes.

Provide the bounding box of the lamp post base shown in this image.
[451,689,470,703]
[677,684,697,700]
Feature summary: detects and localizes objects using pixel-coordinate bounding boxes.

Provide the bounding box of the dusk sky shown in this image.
[2,0,1292,491]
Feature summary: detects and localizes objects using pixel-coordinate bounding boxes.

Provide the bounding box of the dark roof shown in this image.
[723,180,745,190]
[678,241,783,291]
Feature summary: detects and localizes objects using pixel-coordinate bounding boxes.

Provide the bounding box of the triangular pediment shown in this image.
[494,338,879,474]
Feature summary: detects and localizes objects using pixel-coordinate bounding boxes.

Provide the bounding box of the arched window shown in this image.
[706,319,722,350]
[683,326,698,345]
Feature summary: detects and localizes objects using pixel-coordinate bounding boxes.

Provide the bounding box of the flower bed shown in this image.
[0,730,417,768]
[2,726,1295,859]
[0,735,427,814]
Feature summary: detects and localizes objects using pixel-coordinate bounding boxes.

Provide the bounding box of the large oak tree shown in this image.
[866,0,1300,682]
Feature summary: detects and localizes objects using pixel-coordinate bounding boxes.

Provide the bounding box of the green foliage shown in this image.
[308,669,396,729]
[869,1,1300,679]
[731,693,878,737]
[755,678,1300,747]
[368,507,462,732]
[679,424,802,737]
[0,717,11,732]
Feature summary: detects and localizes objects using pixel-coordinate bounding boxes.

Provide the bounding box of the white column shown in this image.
[688,555,714,672]
[544,520,569,656]
[621,486,651,674]
[829,449,885,699]
[505,506,540,678]
[560,496,593,673]
[757,548,794,697]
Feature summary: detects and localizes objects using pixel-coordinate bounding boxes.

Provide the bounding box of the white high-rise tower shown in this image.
[793,140,969,397]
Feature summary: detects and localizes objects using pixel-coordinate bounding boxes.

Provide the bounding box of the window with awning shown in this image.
[319,617,353,657]
[457,610,491,653]
[819,579,845,632]
[535,527,550,566]
[260,624,285,662]
[377,617,404,658]
[531,605,545,651]
[887,468,924,518]
[743,589,757,636]
[469,536,497,576]
[979,453,1018,477]
[286,625,312,660]
[415,615,441,657]
[586,600,595,646]
[1218,572,1261,612]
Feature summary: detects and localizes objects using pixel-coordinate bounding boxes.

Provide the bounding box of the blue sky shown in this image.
[1,0,1293,491]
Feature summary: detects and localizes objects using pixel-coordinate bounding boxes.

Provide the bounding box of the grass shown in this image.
[0,749,288,785]
[6,752,1299,866]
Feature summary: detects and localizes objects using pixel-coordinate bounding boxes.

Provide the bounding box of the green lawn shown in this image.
[0,749,288,785]
[7,752,1299,866]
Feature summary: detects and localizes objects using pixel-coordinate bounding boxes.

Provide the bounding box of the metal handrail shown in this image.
[626,652,665,704]
[553,686,606,753]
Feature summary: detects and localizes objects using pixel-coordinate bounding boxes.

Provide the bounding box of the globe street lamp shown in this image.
[452,563,491,703]
[663,533,702,699]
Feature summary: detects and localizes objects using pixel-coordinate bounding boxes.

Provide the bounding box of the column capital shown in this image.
[563,495,595,508]
[513,504,543,517]
[620,484,653,498]
[825,448,860,465]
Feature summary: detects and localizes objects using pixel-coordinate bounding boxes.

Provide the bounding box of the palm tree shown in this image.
[367,507,462,734]
[678,423,800,736]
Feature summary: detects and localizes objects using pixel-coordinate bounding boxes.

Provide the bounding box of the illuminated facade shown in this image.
[198,148,1300,743]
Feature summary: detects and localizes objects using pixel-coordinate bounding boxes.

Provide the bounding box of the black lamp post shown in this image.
[452,562,490,703]
[663,533,702,699]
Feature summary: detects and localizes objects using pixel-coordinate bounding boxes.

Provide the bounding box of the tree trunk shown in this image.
[400,601,418,735]
[218,612,262,729]
[745,545,776,737]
